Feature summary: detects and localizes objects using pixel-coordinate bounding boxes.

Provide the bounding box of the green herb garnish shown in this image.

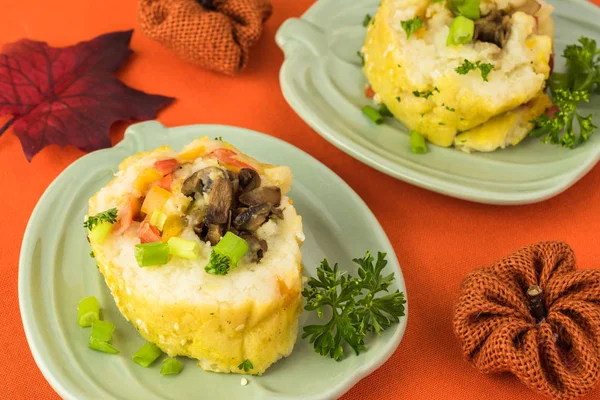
[413,90,434,99]
[238,359,254,372]
[302,252,406,361]
[401,17,423,39]
[455,59,494,81]
[445,105,456,112]
[363,14,372,27]
[214,136,223,141]
[531,37,600,148]
[357,51,365,66]
[205,232,249,275]
[83,208,118,231]
[531,90,595,148]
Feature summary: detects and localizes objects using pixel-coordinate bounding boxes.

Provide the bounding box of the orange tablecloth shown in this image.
[2,1,600,399]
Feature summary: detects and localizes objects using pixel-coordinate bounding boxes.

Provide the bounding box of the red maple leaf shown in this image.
[0,30,174,161]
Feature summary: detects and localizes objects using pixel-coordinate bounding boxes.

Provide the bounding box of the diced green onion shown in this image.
[77,296,99,327]
[150,210,168,231]
[450,0,480,19]
[205,232,248,275]
[410,131,428,154]
[379,104,393,117]
[132,342,163,367]
[362,105,384,125]
[447,16,475,46]
[135,242,170,267]
[88,222,113,244]
[160,358,183,375]
[89,337,119,354]
[168,237,200,260]
[90,320,115,343]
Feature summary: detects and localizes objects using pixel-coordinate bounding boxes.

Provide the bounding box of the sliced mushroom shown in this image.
[233,204,271,231]
[270,207,284,220]
[226,170,240,194]
[204,177,233,225]
[239,168,261,192]
[240,232,268,262]
[239,186,281,207]
[182,167,225,197]
[206,224,224,246]
[474,11,512,49]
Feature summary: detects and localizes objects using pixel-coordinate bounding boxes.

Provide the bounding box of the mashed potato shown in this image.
[88,138,304,375]
[362,0,554,152]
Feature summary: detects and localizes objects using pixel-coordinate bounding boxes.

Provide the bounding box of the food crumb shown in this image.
[241,378,248,386]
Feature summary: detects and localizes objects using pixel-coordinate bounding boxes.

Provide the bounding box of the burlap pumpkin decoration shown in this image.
[454,242,600,399]
[138,0,272,75]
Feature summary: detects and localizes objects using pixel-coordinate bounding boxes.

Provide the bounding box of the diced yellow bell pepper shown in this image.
[141,186,173,216]
[134,168,163,194]
[177,146,206,163]
[161,216,183,242]
[150,210,168,231]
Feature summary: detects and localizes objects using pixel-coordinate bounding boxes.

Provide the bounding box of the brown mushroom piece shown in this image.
[204,176,234,225]
[206,224,224,246]
[270,207,284,220]
[238,168,261,192]
[226,170,240,194]
[238,186,281,207]
[473,10,512,49]
[181,167,225,197]
[233,204,271,231]
[239,233,268,262]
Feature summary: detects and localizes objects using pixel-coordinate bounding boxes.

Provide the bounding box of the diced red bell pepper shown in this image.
[365,86,375,99]
[139,220,162,243]
[113,197,140,235]
[209,148,255,170]
[158,174,173,192]
[154,158,179,175]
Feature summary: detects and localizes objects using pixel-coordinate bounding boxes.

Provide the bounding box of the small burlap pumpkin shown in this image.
[454,242,600,399]
[138,0,272,75]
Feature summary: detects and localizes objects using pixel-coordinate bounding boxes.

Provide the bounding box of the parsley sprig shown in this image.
[302,252,406,361]
[238,359,253,372]
[455,59,494,81]
[83,208,118,231]
[531,37,600,148]
[401,17,423,39]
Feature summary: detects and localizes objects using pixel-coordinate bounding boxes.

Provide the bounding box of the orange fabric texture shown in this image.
[138,0,272,75]
[454,242,600,399]
[1,1,600,399]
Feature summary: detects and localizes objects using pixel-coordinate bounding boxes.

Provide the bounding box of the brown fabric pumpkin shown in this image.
[138,0,272,75]
[454,242,600,399]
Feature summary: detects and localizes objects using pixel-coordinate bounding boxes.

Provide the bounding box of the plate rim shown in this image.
[276,0,600,206]
[18,121,408,400]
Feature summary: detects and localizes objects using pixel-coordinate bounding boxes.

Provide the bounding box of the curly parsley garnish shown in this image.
[302,252,406,361]
[531,90,595,148]
[531,37,599,148]
[238,359,253,372]
[83,208,118,231]
[455,59,494,81]
[401,17,423,39]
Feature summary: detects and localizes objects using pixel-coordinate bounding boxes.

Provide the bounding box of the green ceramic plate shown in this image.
[276,0,600,205]
[19,121,407,400]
